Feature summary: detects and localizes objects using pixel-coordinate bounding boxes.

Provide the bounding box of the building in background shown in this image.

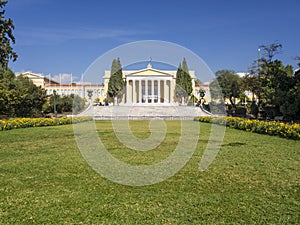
[102,63,211,104]
[18,65,212,105]
[18,71,59,87]
[18,72,106,103]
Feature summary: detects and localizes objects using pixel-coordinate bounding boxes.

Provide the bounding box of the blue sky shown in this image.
[5,0,300,82]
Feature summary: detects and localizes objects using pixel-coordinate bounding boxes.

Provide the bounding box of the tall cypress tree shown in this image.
[107,57,124,104]
[176,63,185,100]
[182,58,189,74]
[116,57,123,87]
[175,58,193,103]
[117,58,122,72]
[181,58,193,96]
[176,63,182,81]
[110,58,118,76]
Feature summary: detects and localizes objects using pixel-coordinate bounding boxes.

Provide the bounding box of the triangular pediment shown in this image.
[20,72,43,79]
[19,72,59,84]
[126,67,173,77]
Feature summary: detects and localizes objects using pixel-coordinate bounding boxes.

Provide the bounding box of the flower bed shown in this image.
[0,116,92,131]
[194,116,300,140]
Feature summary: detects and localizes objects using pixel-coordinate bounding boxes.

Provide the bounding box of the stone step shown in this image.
[78,105,211,120]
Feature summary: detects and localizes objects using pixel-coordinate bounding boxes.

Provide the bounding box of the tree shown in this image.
[292,66,300,120]
[0,67,47,117]
[0,0,17,68]
[15,76,47,117]
[43,94,85,114]
[273,61,300,120]
[194,78,202,85]
[259,42,282,63]
[181,58,193,96]
[295,56,300,68]
[181,58,189,74]
[211,70,243,110]
[257,43,294,118]
[246,42,289,118]
[107,57,124,105]
[175,58,193,104]
[110,58,120,76]
[0,66,16,115]
[242,74,260,101]
[175,63,184,101]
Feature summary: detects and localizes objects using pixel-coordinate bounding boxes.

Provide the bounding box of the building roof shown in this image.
[45,83,104,87]
[103,65,196,79]
[18,71,59,85]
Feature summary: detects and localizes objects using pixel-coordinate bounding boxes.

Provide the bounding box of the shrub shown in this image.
[0,116,92,131]
[195,116,300,140]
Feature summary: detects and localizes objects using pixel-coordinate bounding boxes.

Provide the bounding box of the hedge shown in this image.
[0,117,92,131]
[194,116,300,140]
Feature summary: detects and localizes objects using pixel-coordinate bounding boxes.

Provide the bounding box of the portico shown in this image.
[126,77,173,104]
[103,63,197,105]
[121,63,177,104]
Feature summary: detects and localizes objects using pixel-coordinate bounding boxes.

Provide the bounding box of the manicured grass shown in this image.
[0,121,299,224]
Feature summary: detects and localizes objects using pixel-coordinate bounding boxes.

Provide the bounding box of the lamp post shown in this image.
[193,95,195,107]
[53,90,57,118]
[87,90,93,106]
[257,47,262,118]
[199,89,205,105]
[258,48,261,75]
[87,90,93,100]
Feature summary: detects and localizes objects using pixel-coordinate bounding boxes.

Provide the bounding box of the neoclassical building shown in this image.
[18,71,58,87]
[103,63,207,105]
[18,72,106,102]
[19,65,210,105]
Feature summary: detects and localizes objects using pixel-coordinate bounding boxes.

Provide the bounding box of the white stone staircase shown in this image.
[78,104,212,120]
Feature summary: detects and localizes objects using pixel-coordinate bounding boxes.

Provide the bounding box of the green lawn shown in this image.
[0,121,299,224]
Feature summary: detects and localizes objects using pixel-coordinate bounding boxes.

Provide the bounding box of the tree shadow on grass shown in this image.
[222,142,246,147]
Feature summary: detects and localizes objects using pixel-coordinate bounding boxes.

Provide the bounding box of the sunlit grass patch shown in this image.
[0,121,299,224]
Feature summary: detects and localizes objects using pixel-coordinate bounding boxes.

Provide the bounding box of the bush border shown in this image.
[0,117,92,131]
[194,116,300,140]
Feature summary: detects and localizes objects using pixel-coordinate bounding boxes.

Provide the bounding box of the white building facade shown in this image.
[19,65,212,105]
[103,63,204,105]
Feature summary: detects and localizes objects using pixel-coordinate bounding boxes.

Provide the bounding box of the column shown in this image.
[158,79,161,103]
[170,79,173,103]
[126,79,130,104]
[151,79,154,103]
[145,80,148,103]
[139,80,142,103]
[164,80,167,103]
[133,79,136,103]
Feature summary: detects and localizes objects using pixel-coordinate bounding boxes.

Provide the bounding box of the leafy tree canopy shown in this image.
[244,42,300,120]
[43,94,85,114]
[0,0,17,68]
[210,70,243,108]
[259,42,282,63]
[0,67,47,117]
